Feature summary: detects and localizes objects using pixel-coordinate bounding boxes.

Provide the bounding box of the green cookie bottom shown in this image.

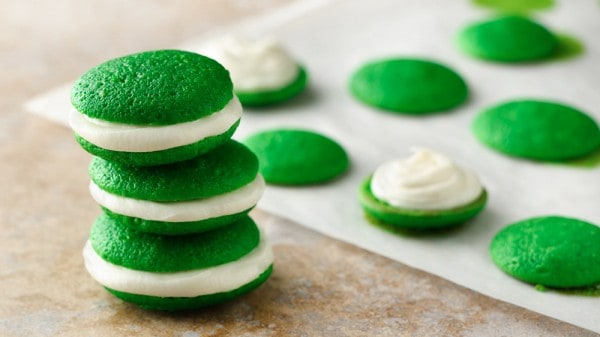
[75,120,240,166]
[105,265,273,311]
[102,206,255,235]
[236,67,308,106]
[358,176,487,230]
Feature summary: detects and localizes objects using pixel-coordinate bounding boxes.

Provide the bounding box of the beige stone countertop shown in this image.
[1,1,597,336]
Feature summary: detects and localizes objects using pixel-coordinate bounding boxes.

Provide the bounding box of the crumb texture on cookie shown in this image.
[490,216,600,288]
[71,49,233,125]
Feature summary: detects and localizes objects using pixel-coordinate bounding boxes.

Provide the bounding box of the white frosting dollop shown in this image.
[69,95,242,153]
[201,35,300,92]
[89,175,265,223]
[83,231,273,297]
[370,148,483,210]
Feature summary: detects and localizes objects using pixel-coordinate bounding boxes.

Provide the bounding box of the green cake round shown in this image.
[199,35,308,107]
[69,49,242,166]
[472,99,600,161]
[89,140,265,235]
[243,128,349,185]
[457,15,558,62]
[236,67,308,106]
[490,216,600,288]
[349,58,468,114]
[84,214,274,310]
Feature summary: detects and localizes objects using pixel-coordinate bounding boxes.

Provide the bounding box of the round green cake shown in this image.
[236,66,308,106]
[70,49,241,166]
[490,216,600,288]
[457,15,558,62]
[85,214,273,310]
[349,58,469,114]
[88,140,262,235]
[243,128,349,185]
[358,176,487,230]
[472,99,600,161]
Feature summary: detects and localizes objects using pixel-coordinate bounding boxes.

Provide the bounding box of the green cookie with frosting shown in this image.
[358,176,488,230]
[89,140,263,235]
[70,49,241,166]
[237,66,308,106]
[84,214,273,310]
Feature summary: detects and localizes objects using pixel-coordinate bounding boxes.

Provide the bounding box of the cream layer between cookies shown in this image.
[83,232,273,297]
[69,95,242,152]
[89,175,265,222]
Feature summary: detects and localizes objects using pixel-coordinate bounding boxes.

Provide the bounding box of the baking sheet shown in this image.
[26,0,600,332]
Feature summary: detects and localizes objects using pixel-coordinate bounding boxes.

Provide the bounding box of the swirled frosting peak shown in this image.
[370,148,483,210]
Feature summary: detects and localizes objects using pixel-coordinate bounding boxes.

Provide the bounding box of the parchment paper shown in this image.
[26,0,600,332]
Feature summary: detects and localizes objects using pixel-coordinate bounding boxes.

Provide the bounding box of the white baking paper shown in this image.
[26,0,600,332]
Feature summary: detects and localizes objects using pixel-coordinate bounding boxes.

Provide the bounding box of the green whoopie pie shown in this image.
[243,128,349,185]
[89,140,260,235]
[490,216,600,288]
[71,49,239,166]
[473,99,600,161]
[349,58,469,114]
[89,214,272,310]
[358,176,487,230]
[457,15,558,62]
[236,66,308,106]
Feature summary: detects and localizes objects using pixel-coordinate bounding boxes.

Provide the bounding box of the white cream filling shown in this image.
[200,35,300,92]
[89,175,265,223]
[69,95,242,152]
[371,148,483,210]
[83,232,273,297]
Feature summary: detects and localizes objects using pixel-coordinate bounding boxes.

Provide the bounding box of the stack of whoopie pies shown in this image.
[69,50,273,311]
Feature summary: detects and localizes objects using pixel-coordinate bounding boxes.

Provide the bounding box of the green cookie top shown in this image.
[490,216,600,288]
[472,99,600,161]
[71,50,233,125]
[457,15,558,62]
[243,129,349,185]
[90,213,260,273]
[236,66,308,106]
[358,176,487,230]
[90,140,258,201]
[349,58,468,114]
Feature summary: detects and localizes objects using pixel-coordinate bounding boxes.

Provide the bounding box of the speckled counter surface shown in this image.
[0,1,597,336]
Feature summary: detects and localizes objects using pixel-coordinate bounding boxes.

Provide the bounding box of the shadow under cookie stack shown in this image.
[68,49,273,311]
